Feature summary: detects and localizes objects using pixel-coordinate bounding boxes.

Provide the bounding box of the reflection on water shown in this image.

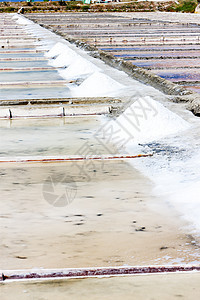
[0,70,64,82]
[0,53,44,59]
[0,117,114,157]
[0,86,71,100]
[129,59,200,69]
[0,60,50,68]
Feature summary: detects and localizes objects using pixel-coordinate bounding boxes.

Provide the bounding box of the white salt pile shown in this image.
[111,96,190,144]
[46,42,100,79]
[58,57,100,80]
[13,14,33,25]
[71,71,125,97]
[45,42,71,58]
[46,43,79,67]
[45,42,125,94]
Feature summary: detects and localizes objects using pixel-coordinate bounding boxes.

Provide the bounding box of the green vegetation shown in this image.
[82,4,90,11]
[176,0,198,13]
[2,6,15,12]
[65,2,81,10]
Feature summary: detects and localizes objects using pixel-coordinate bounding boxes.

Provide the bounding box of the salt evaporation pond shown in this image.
[0,53,44,59]
[129,59,200,69]
[23,13,200,235]
[0,86,72,100]
[3,12,200,235]
[30,12,200,93]
[0,60,49,68]
[0,70,64,82]
[1,14,200,275]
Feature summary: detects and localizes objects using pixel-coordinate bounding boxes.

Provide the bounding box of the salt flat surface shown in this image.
[8,14,200,236]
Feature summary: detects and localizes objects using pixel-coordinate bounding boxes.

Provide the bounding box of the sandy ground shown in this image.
[0,157,199,270]
[1,272,200,300]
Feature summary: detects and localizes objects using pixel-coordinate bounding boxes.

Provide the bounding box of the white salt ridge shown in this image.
[153,151,200,233]
[13,15,33,25]
[168,180,200,231]
[46,43,124,93]
[111,96,190,144]
[45,42,70,58]
[46,43,78,67]
[46,42,100,79]
[58,57,100,80]
[148,161,200,234]
[71,72,125,97]
[50,52,78,68]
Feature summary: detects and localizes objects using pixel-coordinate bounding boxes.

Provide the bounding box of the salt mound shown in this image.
[46,43,79,67]
[59,58,100,80]
[45,42,67,58]
[111,96,190,144]
[45,42,75,59]
[72,71,124,97]
[51,52,79,68]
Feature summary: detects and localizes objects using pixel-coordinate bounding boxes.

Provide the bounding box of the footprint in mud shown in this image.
[135,226,146,232]
[15,255,27,259]
[74,214,85,217]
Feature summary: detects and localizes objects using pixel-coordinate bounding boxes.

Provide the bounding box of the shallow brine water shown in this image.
[0,60,49,68]
[0,70,64,82]
[0,86,71,100]
[0,116,115,157]
[0,52,44,59]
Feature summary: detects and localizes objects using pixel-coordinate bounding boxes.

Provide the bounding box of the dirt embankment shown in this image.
[0,1,194,14]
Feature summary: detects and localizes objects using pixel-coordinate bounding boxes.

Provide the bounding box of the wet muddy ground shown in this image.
[1,158,199,270]
[0,116,199,270]
[1,272,200,300]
